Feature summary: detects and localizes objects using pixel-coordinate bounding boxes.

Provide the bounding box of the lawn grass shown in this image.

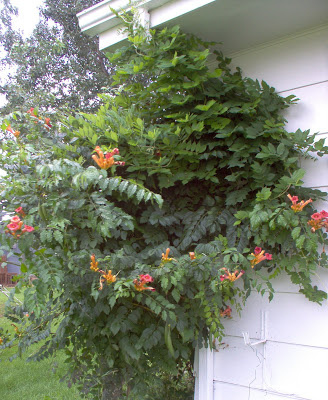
[0,288,84,400]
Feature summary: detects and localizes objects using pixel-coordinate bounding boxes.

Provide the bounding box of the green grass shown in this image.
[0,288,84,400]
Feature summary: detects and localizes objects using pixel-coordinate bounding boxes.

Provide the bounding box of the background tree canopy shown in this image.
[0,0,110,114]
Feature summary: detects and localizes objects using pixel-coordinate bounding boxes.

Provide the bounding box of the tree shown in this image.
[0,0,111,114]
[1,19,328,399]
[0,0,20,99]
[0,0,19,63]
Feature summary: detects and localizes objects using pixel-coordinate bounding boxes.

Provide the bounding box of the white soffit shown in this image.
[77,0,216,50]
[78,0,328,53]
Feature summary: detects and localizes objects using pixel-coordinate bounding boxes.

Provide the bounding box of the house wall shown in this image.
[201,25,328,400]
[7,253,21,274]
[1,244,21,274]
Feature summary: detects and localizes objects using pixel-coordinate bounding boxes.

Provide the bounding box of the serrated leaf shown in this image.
[54,230,63,244]
[208,68,222,78]
[256,188,272,202]
[292,227,301,240]
[250,210,268,229]
[277,142,285,156]
[296,235,305,248]
[223,254,230,264]
[171,51,179,66]
[171,288,180,302]
[40,230,48,243]
[118,180,129,193]
[144,191,152,202]
[91,134,98,145]
[153,194,163,208]
[277,214,288,228]
[127,184,137,198]
[195,100,216,111]
[110,131,118,142]
[226,188,248,206]
[291,169,305,185]
[269,219,276,230]
[161,276,169,290]
[234,211,249,220]
[85,166,100,183]
[192,121,204,132]
[136,189,145,203]
[162,310,167,321]
[108,177,120,190]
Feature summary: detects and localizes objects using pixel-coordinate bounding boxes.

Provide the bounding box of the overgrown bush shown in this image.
[1,17,328,399]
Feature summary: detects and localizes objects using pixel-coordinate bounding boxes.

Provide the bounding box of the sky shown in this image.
[0,0,44,106]
[11,0,44,37]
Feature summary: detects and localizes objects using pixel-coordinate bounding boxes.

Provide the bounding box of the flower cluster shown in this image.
[250,247,272,268]
[133,274,155,291]
[5,108,53,138]
[307,210,328,233]
[44,118,52,129]
[189,252,196,260]
[287,194,312,212]
[220,306,232,318]
[15,206,26,217]
[6,208,34,238]
[92,146,125,170]
[89,254,117,290]
[90,254,99,272]
[89,255,155,292]
[6,124,20,138]
[99,270,117,290]
[27,108,52,130]
[161,248,173,262]
[220,268,244,282]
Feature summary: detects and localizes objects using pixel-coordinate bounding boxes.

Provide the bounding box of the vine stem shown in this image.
[131,302,154,314]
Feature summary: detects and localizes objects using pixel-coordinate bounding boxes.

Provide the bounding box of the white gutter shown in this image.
[77,0,216,50]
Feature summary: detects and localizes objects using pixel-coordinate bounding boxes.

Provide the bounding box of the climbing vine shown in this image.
[1,17,328,399]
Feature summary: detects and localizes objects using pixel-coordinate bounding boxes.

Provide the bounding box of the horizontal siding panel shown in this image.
[266,272,312,294]
[283,82,328,134]
[222,294,265,338]
[265,342,328,400]
[214,381,311,400]
[213,336,264,389]
[223,267,328,338]
[213,341,328,399]
[255,272,303,294]
[311,197,328,211]
[223,281,328,346]
[311,265,328,290]
[265,293,328,347]
[251,269,328,295]
[300,153,328,187]
[265,268,328,296]
[230,26,328,92]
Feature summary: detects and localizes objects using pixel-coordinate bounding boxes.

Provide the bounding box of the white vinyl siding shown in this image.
[197,24,328,400]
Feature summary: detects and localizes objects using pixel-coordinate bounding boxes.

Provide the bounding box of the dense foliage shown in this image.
[1,19,328,399]
[0,0,110,114]
[0,0,19,67]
